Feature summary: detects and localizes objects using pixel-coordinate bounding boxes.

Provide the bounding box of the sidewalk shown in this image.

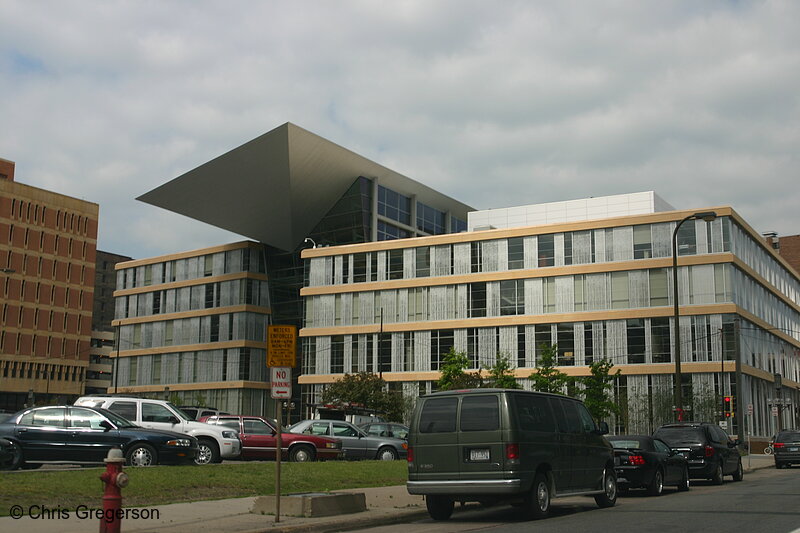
[0,454,776,533]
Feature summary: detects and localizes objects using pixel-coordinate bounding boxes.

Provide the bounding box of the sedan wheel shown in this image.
[647,469,664,496]
[126,444,157,467]
[594,468,617,508]
[377,446,397,461]
[732,460,744,481]
[0,441,23,470]
[677,466,690,491]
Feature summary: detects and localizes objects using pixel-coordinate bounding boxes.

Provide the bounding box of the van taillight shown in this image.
[704,446,715,457]
[506,443,519,460]
[407,447,414,462]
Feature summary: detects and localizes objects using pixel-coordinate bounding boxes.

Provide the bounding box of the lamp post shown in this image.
[672,211,717,420]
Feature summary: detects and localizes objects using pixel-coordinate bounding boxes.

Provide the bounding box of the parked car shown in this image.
[360,422,409,440]
[201,415,343,462]
[607,435,690,495]
[407,389,616,521]
[773,430,800,468]
[0,405,198,469]
[653,422,743,484]
[74,396,240,465]
[288,419,407,461]
[178,406,230,421]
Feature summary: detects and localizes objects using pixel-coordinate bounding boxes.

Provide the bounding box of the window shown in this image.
[244,418,273,435]
[107,401,137,421]
[388,249,404,280]
[68,408,106,430]
[564,233,573,265]
[304,422,331,436]
[378,185,411,225]
[460,395,500,432]
[517,326,526,367]
[557,324,575,366]
[553,399,582,433]
[331,336,344,373]
[431,329,454,370]
[515,393,556,432]
[627,319,646,364]
[419,397,458,433]
[584,323,594,363]
[651,318,671,363]
[20,407,66,427]
[470,242,482,273]
[500,280,524,316]
[676,222,697,256]
[469,282,487,318]
[633,225,652,259]
[415,247,430,278]
[649,269,669,307]
[332,422,359,437]
[507,237,524,270]
[141,403,175,423]
[417,202,446,235]
[611,271,629,309]
[538,235,555,267]
[353,253,367,283]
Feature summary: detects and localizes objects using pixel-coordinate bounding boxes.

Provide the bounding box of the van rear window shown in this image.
[419,398,458,433]
[460,396,499,432]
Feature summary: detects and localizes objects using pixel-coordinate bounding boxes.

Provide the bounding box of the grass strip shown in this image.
[0,460,408,517]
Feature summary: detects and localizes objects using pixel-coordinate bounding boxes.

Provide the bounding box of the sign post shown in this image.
[267,325,297,524]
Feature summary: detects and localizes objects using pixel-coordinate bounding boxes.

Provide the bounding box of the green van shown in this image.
[406,389,617,520]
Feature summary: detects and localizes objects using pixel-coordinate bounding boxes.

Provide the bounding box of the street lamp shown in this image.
[672,210,717,420]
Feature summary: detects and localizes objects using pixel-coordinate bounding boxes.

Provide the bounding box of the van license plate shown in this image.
[470,449,490,461]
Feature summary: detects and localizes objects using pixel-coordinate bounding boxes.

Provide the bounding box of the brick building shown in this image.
[0,158,99,410]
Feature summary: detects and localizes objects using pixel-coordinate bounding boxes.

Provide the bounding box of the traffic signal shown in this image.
[723,396,733,418]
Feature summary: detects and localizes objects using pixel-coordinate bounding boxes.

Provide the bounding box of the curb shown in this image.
[241,508,431,533]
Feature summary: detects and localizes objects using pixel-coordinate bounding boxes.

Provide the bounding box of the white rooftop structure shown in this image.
[468,191,675,231]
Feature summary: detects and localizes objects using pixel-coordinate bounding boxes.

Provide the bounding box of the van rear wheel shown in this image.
[524,472,551,519]
[426,495,454,520]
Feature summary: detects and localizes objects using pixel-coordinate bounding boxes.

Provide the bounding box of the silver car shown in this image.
[288,419,407,460]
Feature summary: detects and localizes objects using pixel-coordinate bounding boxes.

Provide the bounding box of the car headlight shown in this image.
[222,431,238,440]
[166,439,193,447]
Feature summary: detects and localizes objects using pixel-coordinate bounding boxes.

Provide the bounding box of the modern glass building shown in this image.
[300,193,800,438]
[113,123,472,416]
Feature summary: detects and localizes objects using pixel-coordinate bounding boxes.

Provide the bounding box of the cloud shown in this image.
[1,0,799,259]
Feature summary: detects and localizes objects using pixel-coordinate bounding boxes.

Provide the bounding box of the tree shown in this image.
[321,371,408,422]
[484,353,521,389]
[578,358,621,421]
[436,348,483,391]
[529,343,572,394]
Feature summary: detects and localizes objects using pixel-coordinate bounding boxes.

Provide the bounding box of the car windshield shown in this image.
[777,431,800,443]
[169,403,193,421]
[98,408,138,428]
[653,427,705,445]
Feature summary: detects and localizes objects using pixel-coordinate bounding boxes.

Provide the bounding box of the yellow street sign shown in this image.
[267,325,297,368]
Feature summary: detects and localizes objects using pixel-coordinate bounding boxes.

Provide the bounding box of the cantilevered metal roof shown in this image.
[138,123,474,251]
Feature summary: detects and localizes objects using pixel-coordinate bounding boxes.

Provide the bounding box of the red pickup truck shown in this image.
[199,415,343,462]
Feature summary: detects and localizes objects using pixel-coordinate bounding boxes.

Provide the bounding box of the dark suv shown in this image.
[773,430,800,468]
[653,422,743,484]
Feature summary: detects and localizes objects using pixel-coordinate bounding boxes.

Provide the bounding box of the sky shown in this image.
[2,1,799,260]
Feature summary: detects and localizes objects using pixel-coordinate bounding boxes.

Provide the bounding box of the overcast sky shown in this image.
[2,1,798,259]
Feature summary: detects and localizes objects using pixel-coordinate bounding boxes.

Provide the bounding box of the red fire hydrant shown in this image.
[99,447,129,533]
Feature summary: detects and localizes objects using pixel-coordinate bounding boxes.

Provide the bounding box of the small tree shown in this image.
[484,353,521,389]
[437,348,483,391]
[321,371,408,422]
[579,358,621,421]
[529,343,572,394]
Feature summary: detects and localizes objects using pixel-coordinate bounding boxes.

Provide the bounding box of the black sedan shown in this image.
[0,405,198,469]
[608,435,690,496]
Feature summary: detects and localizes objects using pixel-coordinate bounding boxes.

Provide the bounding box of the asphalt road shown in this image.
[352,467,800,533]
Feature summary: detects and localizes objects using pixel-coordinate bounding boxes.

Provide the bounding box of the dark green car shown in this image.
[406,389,616,520]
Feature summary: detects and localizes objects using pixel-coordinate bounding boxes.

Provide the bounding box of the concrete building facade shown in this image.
[299,194,800,438]
[0,158,99,411]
